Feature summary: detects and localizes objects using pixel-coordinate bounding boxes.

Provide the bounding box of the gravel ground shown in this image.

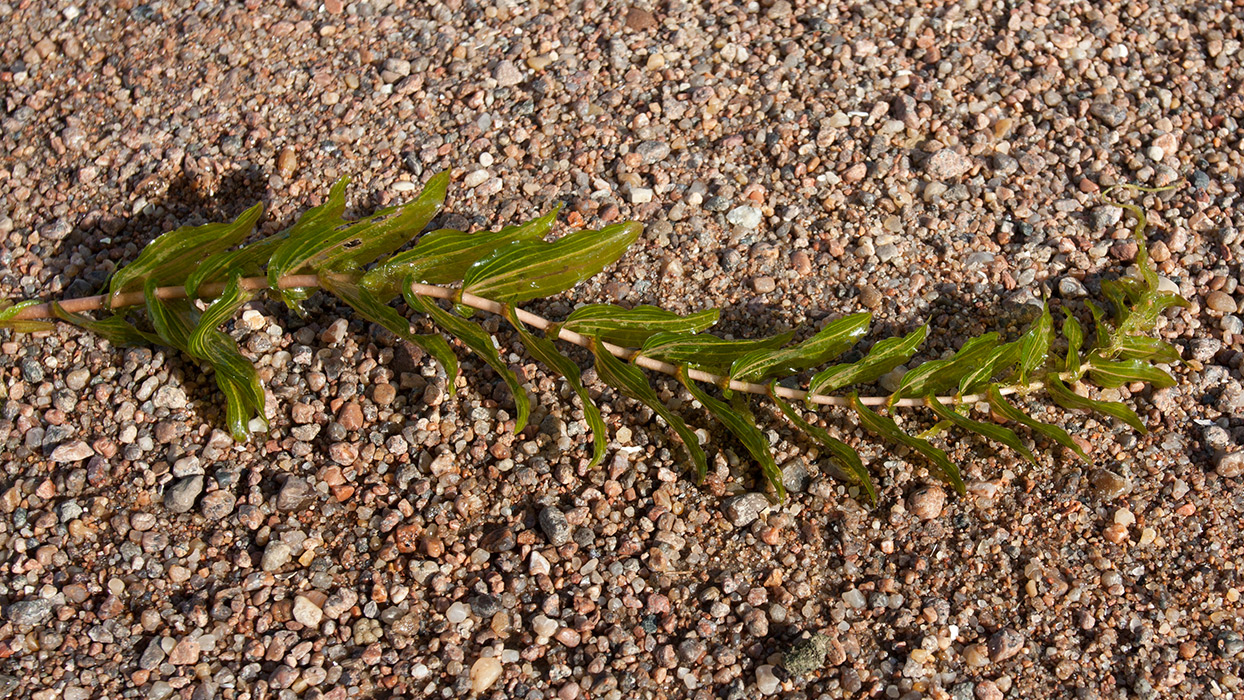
[0,1,1242,699]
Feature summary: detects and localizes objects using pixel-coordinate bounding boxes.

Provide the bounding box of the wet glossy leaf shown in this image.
[924,394,1036,464]
[1085,300,1110,349]
[1062,310,1084,379]
[505,307,606,467]
[957,341,1020,396]
[144,280,194,353]
[463,221,640,304]
[187,276,268,440]
[731,312,870,383]
[1113,335,1182,365]
[891,333,1000,401]
[985,385,1089,462]
[185,234,286,299]
[590,339,707,481]
[362,204,561,300]
[562,304,720,349]
[318,272,458,381]
[111,202,263,301]
[1017,302,1052,383]
[51,304,157,346]
[0,300,56,333]
[405,292,530,433]
[269,173,448,309]
[807,323,928,398]
[679,371,784,500]
[1044,374,1145,434]
[1084,357,1176,389]
[769,386,875,503]
[640,330,793,372]
[850,393,964,495]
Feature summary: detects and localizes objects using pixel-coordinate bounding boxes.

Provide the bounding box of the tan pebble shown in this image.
[277,147,297,178]
[908,486,946,520]
[1205,290,1237,314]
[1103,523,1129,544]
[753,276,776,293]
[858,284,882,309]
[470,657,503,693]
[791,250,812,275]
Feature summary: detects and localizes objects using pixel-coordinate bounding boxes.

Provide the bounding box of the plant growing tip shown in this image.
[0,173,1188,503]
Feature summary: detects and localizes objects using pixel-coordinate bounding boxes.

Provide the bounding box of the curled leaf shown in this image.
[1062,310,1084,379]
[187,276,269,440]
[0,300,56,333]
[185,234,286,300]
[1084,357,1176,390]
[957,341,1020,396]
[891,333,1000,402]
[269,173,448,310]
[1017,302,1053,384]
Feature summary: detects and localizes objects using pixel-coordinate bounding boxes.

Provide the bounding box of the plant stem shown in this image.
[8,275,1039,408]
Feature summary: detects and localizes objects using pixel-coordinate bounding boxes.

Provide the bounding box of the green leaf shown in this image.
[51,304,158,346]
[185,233,286,299]
[985,385,1089,462]
[505,307,607,468]
[268,173,448,309]
[462,221,641,304]
[194,328,268,441]
[1084,356,1176,389]
[0,300,55,333]
[267,178,350,310]
[562,304,721,349]
[1113,335,1182,365]
[850,393,964,495]
[404,291,530,433]
[111,202,263,301]
[957,341,1021,396]
[1085,300,1110,350]
[1017,302,1053,384]
[924,394,1036,464]
[678,370,784,500]
[589,338,707,481]
[1044,374,1146,434]
[807,323,928,397]
[640,330,793,373]
[1062,310,1084,379]
[317,272,458,381]
[769,386,875,503]
[891,333,1000,401]
[361,204,561,300]
[731,312,871,383]
[187,276,269,440]
[144,280,195,353]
